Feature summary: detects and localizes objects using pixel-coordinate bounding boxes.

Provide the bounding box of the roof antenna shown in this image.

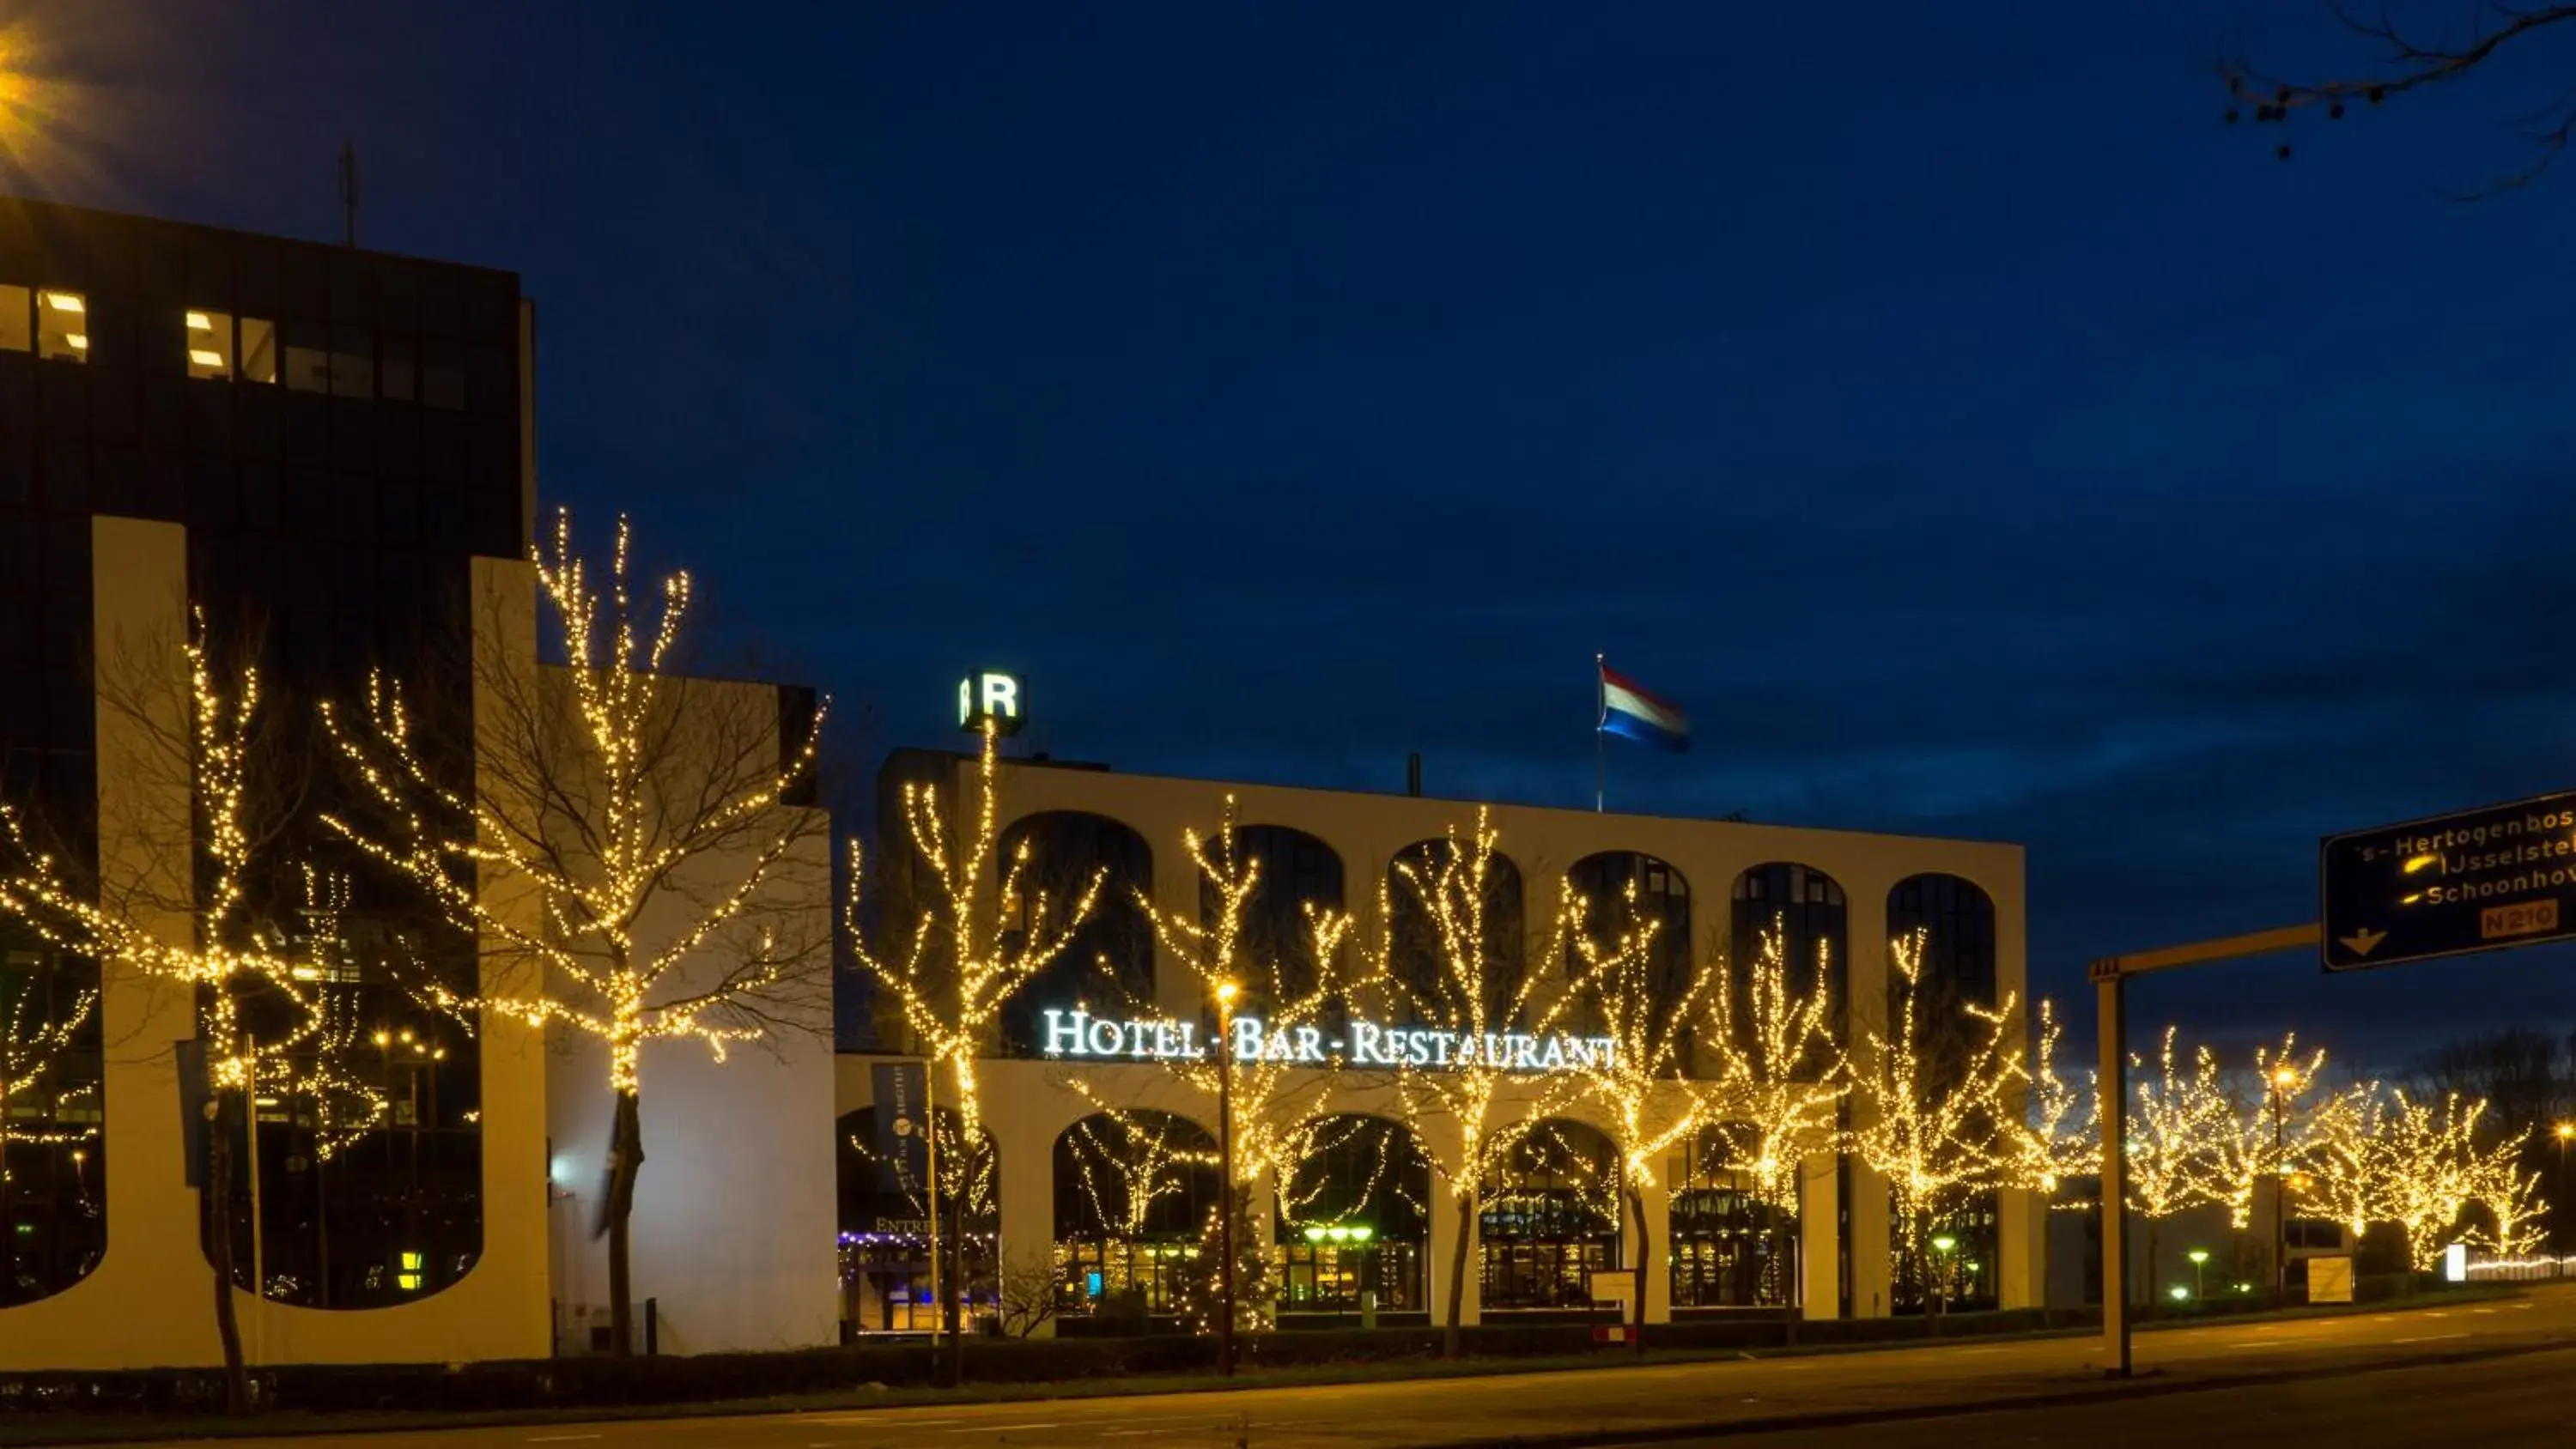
[337,142,359,248]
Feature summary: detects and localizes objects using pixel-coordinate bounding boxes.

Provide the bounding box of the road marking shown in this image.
[2393,1332,2467,1344]
[2230,1341,2287,1349]
[948,1425,1060,1434]
[811,1417,963,1428]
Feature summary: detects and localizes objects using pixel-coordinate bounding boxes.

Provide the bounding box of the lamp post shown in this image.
[2187,1248,2209,1304]
[2555,1124,2573,1270]
[2269,1066,2298,1299]
[1215,980,1239,1378]
[1929,1234,1958,1337]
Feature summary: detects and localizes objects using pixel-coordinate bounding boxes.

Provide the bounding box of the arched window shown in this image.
[0,932,105,1307]
[1886,873,1996,1008]
[1000,812,1155,1055]
[1730,863,1848,1034]
[836,1103,997,1336]
[1885,873,1999,1318]
[1275,1115,1432,1317]
[1053,1110,1221,1321]
[1479,1119,1621,1311]
[1666,1125,1798,1309]
[1384,839,1523,1026]
[1206,825,1345,1008]
[1564,852,1692,1034]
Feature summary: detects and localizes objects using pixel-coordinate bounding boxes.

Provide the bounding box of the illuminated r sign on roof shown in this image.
[957,670,1025,737]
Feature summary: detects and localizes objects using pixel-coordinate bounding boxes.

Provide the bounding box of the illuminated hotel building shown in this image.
[842,745,2043,1333]
[0,199,834,1371]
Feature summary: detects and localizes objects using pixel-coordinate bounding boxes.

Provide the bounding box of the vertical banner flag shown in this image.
[872,1060,930,1197]
[1597,661,1691,753]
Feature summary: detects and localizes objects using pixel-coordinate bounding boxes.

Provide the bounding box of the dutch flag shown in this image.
[1597,659,1689,753]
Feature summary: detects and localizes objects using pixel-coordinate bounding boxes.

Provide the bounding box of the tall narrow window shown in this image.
[0,285,29,352]
[240,318,279,384]
[380,335,416,402]
[330,326,374,399]
[185,309,236,380]
[422,338,464,410]
[35,290,86,363]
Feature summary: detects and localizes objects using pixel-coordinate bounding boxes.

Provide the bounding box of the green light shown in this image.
[1327,1226,1350,1242]
[2168,1285,2190,1301]
[1303,1226,1327,1243]
[2187,1250,2210,1265]
[1348,1225,1373,1243]
[1930,1235,1958,1255]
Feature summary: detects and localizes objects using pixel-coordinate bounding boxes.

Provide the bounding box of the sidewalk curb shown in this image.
[1427,1335,2576,1448]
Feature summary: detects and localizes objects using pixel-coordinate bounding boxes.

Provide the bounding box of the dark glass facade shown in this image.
[0,198,528,1310]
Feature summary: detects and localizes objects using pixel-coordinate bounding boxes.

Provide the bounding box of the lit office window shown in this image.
[0,285,29,351]
[185,309,236,379]
[35,289,86,363]
[240,318,279,383]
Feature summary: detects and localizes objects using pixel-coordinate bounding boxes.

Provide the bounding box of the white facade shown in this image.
[841,749,2044,1331]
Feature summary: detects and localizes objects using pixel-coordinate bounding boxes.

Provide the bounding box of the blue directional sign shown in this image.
[2320,788,2576,972]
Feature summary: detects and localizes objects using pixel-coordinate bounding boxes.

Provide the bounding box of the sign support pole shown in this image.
[2093,962,2128,1378]
[2088,922,2318,1379]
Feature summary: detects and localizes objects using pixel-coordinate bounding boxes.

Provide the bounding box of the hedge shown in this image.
[0,1293,2446,1418]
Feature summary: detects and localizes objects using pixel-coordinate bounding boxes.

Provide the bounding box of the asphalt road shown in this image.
[1680,1343,2576,1447]
[118,1287,2576,1449]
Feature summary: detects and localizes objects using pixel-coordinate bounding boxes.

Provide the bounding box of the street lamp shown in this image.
[1215,979,1240,1378]
[1929,1234,1959,1334]
[2187,1248,2210,1303]
[2270,1065,2299,1299]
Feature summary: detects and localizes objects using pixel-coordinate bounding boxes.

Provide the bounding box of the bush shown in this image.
[0,1300,2218,1417]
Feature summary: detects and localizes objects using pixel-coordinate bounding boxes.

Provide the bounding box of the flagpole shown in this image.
[1594,653,1606,814]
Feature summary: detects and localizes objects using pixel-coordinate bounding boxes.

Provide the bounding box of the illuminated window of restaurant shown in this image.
[185,309,236,380]
[0,285,30,351]
[1666,1126,1798,1308]
[1478,1120,1621,1312]
[1053,1111,1221,1319]
[240,317,279,383]
[35,289,87,363]
[1275,1116,1431,1318]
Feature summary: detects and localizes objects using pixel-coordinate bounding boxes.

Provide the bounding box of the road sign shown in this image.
[2320,788,2576,972]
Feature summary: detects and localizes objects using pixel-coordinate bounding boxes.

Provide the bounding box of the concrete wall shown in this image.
[0,526,556,1371]
[0,532,826,1370]
[541,665,837,1356]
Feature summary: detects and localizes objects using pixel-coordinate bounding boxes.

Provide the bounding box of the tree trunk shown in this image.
[206,1095,249,1415]
[2142,1221,2160,1319]
[1626,1185,1649,1355]
[941,1162,968,1387]
[1443,1191,1474,1360]
[605,1088,646,1357]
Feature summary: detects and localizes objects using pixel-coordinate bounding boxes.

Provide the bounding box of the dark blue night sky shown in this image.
[21,1,2576,1065]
